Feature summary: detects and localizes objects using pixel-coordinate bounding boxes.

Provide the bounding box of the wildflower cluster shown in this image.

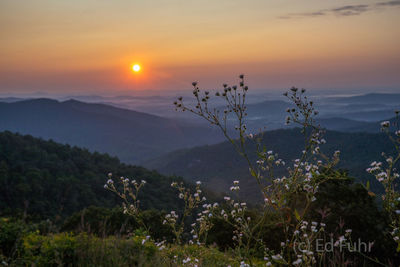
[256,89,341,211]
[182,256,199,266]
[367,115,400,245]
[163,181,207,244]
[173,76,347,264]
[169,255,200,267]
[289,221,325,265]
[104,173,146,216]
[221,184,251,243]
[174,75,255,186]
[284,87,318,127]
[200,181,256,260]
[190,201,219,245]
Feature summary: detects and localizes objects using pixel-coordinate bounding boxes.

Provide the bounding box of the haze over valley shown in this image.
[0,91,399,196]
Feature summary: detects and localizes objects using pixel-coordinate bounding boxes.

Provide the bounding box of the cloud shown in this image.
[331,5,369,16]
[376,0,400,6]
[305,11,326,17]
[278,11,325,19]
[280,1,400,19]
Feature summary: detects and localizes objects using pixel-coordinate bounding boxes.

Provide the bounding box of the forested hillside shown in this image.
[0,131,185,220]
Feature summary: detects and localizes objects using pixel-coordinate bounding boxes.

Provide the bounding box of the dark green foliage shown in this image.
[3,230,237,266]
[0,218,29,259]
[19,232,161,266]
[205,173,399,264]
[0,131,184,220]
[206,218,235,249]
[61,206,174,241]
[308,173,398,262]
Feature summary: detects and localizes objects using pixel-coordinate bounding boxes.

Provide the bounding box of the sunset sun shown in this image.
[132,64,141,72]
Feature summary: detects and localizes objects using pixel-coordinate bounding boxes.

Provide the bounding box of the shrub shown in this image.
[0,218,32,261]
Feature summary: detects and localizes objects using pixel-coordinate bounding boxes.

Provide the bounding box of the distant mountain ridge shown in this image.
[330,93,400,105]
[144,128,397,202]
[0,93,398,163]
[0,97,27,103]
[0,98,224,163]
[236,93,399,132]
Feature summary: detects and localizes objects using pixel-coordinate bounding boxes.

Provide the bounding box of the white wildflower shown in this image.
[381,121,390,128]
[293,258,302,265]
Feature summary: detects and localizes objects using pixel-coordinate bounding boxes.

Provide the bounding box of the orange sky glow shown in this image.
[0,0,399,94]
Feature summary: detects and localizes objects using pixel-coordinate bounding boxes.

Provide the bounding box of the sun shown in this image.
[132,64,141,72]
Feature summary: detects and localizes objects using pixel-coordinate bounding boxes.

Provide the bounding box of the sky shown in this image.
[0,0,399,95]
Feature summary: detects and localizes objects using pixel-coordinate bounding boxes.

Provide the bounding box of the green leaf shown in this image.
[294,209,301,221]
